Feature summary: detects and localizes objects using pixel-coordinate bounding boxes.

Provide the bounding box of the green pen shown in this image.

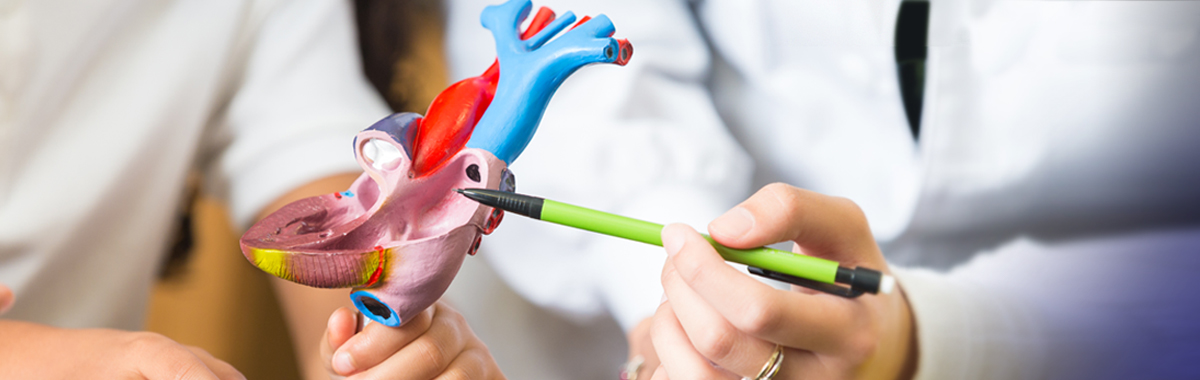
[455,188,895,297]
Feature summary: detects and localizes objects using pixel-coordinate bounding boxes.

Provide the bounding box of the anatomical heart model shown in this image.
[240,0,632,327]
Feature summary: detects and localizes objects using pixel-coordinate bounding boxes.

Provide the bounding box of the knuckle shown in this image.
[345,334,376,358]
[119,333,226,379]
[439,365,473,380]
[649,306,677,345]
[413,338,451,367]
[437,351,483,380]
[444,307,468,327]
[830,195,868,225]
[832,196,876,244]
[762,183,802,210]
[757,183,806,235]
[762,182,793,195]
[125,331,174,352]
[186,345,213,358]
[172,359,208,380]
[434,308,470,345]
[660,262,679,286]
[732,298,779,336]
[844,331,879,361]
[675,257,713,286]
[833,196,869,225]
[692,326,737,362]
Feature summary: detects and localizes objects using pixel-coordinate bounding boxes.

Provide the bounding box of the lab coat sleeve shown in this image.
[891,266,1047,380]
[206,0,391,228]
[893,228,1200,379]
[444,0,753,331]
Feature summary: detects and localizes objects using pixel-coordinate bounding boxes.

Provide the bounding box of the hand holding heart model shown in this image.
[240,0,632,327]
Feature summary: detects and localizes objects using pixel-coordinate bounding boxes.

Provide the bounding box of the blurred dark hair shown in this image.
[355,0,446,113]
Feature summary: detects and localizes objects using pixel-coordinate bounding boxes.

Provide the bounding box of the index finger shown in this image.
[321,307,362,373]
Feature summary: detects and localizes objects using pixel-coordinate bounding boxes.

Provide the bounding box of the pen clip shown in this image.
[747,267,864,298]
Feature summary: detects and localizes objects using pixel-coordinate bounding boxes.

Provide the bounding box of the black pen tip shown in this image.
[450,188,542,219]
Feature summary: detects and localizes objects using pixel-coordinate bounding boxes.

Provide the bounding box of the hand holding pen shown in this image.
[650,184,917,380]
[457,183,918,379]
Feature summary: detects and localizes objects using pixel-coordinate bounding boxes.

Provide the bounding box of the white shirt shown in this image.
[445,0,1200,378]
[0,0,389,330]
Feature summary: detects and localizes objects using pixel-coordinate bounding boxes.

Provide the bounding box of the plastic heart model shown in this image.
[240,0,632,327]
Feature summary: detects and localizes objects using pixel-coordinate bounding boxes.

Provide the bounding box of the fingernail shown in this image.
[333,351,355,374]
[709,207,754,239]
[662,226,686,258]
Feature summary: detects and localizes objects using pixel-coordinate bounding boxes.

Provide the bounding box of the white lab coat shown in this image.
[0,0,390,329]
[444,1,1200,379]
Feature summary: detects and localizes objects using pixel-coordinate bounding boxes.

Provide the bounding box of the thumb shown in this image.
[706,183,876,262]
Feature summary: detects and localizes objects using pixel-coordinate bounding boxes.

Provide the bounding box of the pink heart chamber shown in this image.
[241,117,510,327]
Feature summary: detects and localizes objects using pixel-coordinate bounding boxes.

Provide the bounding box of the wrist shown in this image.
[893,286,919,380]
[857,281,918,380]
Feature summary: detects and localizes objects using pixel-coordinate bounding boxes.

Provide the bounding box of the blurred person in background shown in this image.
[443,1,1200,379]
[0,1,505,379]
